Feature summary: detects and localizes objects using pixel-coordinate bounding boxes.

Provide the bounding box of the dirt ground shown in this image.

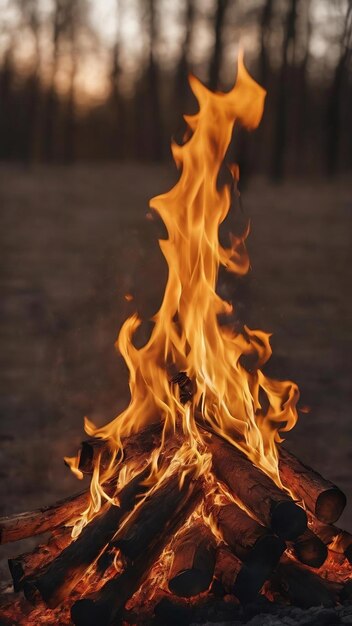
[0,163,351,582]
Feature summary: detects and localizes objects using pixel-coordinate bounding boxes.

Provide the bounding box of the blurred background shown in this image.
[0,0,352,579]
[0,0,351,177]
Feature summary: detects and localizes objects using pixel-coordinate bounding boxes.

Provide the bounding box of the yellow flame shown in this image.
[71,53,300,535]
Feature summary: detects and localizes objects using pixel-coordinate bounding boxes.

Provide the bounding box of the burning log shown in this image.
[77,423,162,474]
[291,528,328,568]
[23,468,150,608]
[309,520,352,564]
[168,520,216,597]
[214,502,285,562]
[212,546,241,597]
[212,502,286,602]
[0,489,91,545]
[8,529,71,592]
[278,447,346,523]
[212,544,275,604]
[271,558,339,608]
[204,432,307,540]
[70,471,203,626]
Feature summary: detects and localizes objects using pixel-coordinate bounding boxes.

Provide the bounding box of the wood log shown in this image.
[70,472,203,626]
[168,520,216,597]
[212,544,273,604]
[213,502,285,598]
[23,468,150,608]
[212,546,241,596]
[204,432,307,540]
[291,528,328,568]
[77,423,162,474]
[0,489,90,545]
[309,519,352,564]
[278,447,346,524]
[271,558,340,608]
[8,528,71,592]
[214,502,285,562]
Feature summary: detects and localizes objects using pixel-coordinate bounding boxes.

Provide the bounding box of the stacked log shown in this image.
[278,447,346,523]
[168,520,217,597]
[204,431,307,540]
[70,471,203,626]
[0,419,350,623]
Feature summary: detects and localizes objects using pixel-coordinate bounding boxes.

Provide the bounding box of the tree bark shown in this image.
[204,431,307,539]
[0,490,90,545]
[168,520,216,597]
[278,447,346,523]
[8,529,71,592]
[70,471,203,626]
[23,468,150,608]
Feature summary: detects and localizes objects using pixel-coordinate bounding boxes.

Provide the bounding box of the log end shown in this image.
[315,488,346,524]
[234,534,285,604]
[271,500,307,540]
[168,568,213,598]
[293,534,328,568]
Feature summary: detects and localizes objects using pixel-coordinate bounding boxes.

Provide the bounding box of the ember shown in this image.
[0,53,351,625]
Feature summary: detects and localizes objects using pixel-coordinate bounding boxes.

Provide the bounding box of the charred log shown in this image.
[309,520,352,564]
[212,544,273,604]
[23,468,150,608]
[214,502,285,593]
[271,558,339,608]
[278,447,346,523]
[77,422,162,474]
[0,489,90,545]
[168,520,216,597]
[204,432,307,540]
[8,529,71,592]
[291,528,328,568]
[71,472,203,626]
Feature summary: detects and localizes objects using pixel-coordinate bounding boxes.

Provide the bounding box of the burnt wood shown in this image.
[204,432,307,540]
[214,502,286,562]
[77,422,162,474]
[0,489,90,545]
[168,520,216,597]
[70,472,203,626]
[23,468,150,608]
[291,528,328,568]
[278,447,346,523]
[212,544,273,604]
[8,528,71,592]
[310,520,352,564]
[272,558,339,608]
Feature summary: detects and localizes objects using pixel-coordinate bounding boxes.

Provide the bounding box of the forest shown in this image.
[0,0,351,179]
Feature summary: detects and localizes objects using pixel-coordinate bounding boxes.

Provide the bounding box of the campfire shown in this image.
[1,54,351,626]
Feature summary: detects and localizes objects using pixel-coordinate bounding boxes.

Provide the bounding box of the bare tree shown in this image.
[174,0,195,118]
[272,0,298,180]
[326,0,352,175]
[209,0,229,90]
[259,0,273,87]
[109,0,126,158]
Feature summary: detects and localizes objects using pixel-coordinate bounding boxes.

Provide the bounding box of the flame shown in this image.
[70,53,300,537]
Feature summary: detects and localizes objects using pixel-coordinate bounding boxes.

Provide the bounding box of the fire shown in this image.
[66,52,299,533]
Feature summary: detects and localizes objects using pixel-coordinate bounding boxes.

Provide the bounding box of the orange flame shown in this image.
[68,53,300,532]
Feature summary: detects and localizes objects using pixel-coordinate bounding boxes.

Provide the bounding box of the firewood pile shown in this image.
[1,376,351,626]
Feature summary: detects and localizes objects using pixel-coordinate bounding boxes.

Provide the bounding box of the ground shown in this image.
[0,163,351,586]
